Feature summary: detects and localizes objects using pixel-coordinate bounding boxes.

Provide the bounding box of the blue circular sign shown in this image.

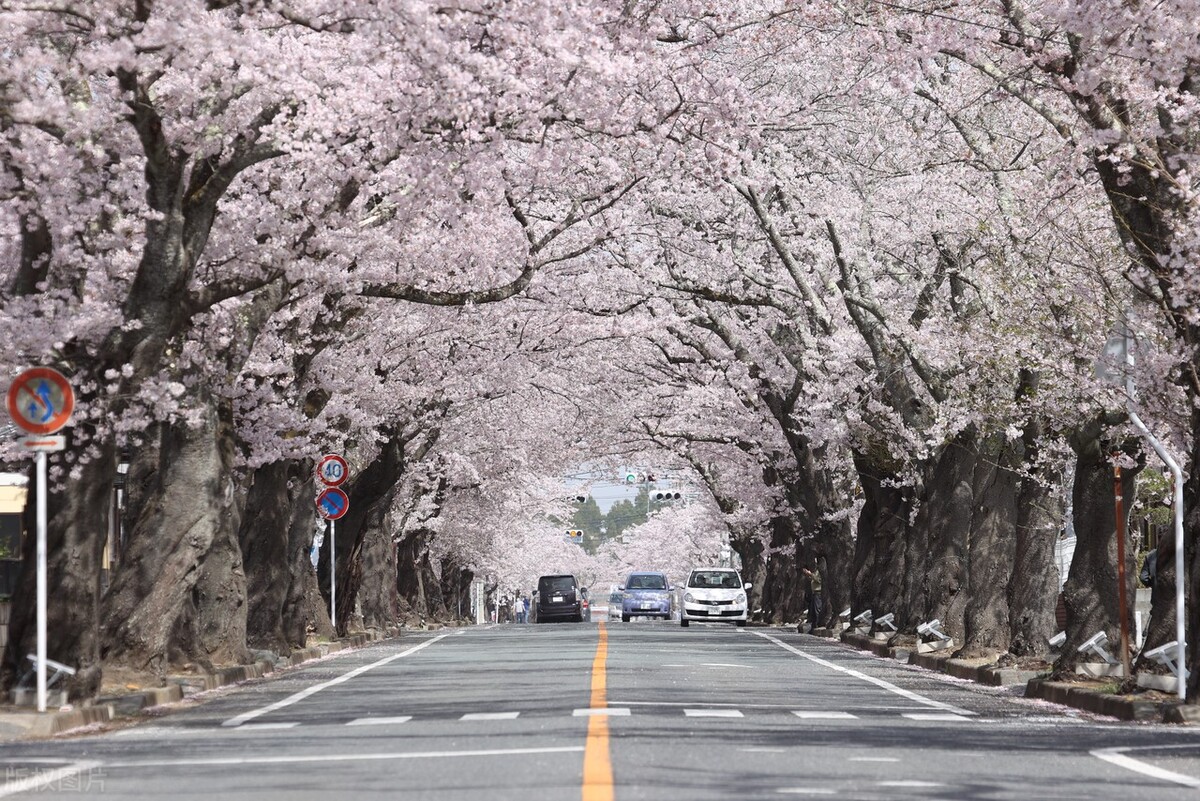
[316,487,350,520]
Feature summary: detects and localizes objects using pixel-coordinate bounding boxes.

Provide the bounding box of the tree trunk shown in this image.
[760,516,803,624]
[396,531,428,620]
[240,461,335,651]
[1054,426,1142,677]
[358,507,399,631]
[850,451,912,621]
[818,521,854,629]
[918,435,976,641]
[319,439,407,634]
[100,398,248,676]
[1184,401,1200,702]
[240,461,302,652]
[1008,453,1063,657]
[958,434,1021,657]
[2,437,114,699]
[439,559,474,622]
[731,534,766,617]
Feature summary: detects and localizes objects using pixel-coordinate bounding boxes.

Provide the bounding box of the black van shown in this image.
[535,574,584,623]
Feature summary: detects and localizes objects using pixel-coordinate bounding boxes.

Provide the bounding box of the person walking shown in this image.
[800,566,825,634]
[514,594,527,624]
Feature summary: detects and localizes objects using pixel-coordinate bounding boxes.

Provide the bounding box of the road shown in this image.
[0,622,1197,799]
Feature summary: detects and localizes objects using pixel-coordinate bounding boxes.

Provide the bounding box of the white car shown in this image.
[607,589,623,621]
[679,567,750,627]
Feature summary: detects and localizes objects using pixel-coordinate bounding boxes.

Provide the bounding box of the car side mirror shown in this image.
[617,585,624,591]
[743,582,753,590]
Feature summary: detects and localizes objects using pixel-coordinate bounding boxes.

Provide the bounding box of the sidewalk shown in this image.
[0,630,394,741]
[835,630,1200,724]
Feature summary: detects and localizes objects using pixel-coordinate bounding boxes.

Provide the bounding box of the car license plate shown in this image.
[552,595,563,603]
[641,602,654,610]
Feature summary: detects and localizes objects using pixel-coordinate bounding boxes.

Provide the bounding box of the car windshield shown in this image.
[688,571,741,589]
[539,576,575,595]
[625,574,666,590]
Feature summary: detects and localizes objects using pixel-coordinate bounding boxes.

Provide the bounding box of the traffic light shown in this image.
[625,472,637,484]
[574,495,587,503]
[652,491,682,502]
[565,529,584,543]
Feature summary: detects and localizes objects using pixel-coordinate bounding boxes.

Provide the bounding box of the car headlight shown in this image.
[684,592,695,603]
[736,592,746,604]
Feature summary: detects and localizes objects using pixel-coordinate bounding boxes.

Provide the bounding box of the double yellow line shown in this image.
[582,622,614,801]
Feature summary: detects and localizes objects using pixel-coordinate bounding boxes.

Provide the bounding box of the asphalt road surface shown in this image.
[0,622,1198,800]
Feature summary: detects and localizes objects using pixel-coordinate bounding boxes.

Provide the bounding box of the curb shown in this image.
[35,704,115,737]
[1025,679,1165,722]
[838,630,1193,724]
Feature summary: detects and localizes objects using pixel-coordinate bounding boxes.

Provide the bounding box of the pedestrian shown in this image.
[514,594,527,624]
[1140,548,1158,605]
[800,566,825,634]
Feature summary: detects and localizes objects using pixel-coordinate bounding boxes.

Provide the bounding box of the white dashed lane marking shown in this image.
[460,712,520,721]
[793,711,857,720]
[901,713,973,722]
[684,708,744,718]
[346,716,413,726]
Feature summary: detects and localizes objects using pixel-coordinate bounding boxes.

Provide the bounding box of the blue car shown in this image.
[620,571,673,622]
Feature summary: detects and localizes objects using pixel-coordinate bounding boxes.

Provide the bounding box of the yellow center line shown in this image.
[582,622,613,801]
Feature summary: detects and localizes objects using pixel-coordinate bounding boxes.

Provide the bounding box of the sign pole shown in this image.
[36,451,47,713]
[6,366,75,714]
[330,519,336,633]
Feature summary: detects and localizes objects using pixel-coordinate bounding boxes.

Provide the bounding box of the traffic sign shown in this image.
[316,487,350,520]
[19,436,65,452]
[6,368,74,435]
[316,454,349,486]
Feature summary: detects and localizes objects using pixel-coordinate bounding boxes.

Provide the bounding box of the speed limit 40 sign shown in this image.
[316,454,348,486]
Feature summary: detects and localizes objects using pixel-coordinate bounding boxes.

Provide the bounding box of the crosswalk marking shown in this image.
[208,707,990,731]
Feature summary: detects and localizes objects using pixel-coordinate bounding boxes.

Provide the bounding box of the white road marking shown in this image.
[461,712,520,720]
[792,711,858,720]
[849,756,899,763]
[1091,745,1200,789]
[0,760,103,799]
[901,713,973,722]
[221,633,454,727]
[742,747,788,753]
[102,746,585,769]
[879,780,946,788]
[346,716,413,726]
[573,708,631,717]
[235,722,300,730]
[752,631,976,716]
[777,789,837,795]
[612,700,790,709]
[702,663,751,668]
[684,708,743,717]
